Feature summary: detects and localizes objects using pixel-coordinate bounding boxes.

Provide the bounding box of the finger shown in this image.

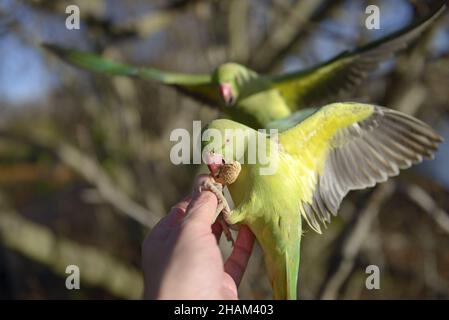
[156,196,191,229]
[143,195,192,244]
[169,196,191,226]
[224,225,255,287]
[184,190,218,226]
[211,221,223,243]
[175,196,191,210]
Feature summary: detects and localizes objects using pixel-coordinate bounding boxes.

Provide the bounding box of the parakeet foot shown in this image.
[218,216,234,245]
[197,160,242,244]
[197,177,229,217]
[196,176,235,243]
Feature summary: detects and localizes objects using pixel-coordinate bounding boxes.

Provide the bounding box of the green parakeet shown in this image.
[201,102,442,299]
[43,3,445,129]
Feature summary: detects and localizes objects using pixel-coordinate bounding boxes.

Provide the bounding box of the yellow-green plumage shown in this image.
[204,103,442,299]
[228,152,303,299]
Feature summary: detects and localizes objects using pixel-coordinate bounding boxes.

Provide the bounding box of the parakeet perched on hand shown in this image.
[201,102,442,299]
[43,4,446,129]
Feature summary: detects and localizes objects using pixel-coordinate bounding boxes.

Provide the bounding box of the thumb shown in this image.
[183,176,219,226]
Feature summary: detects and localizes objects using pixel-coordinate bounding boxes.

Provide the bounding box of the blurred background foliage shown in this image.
[0,0,448,299]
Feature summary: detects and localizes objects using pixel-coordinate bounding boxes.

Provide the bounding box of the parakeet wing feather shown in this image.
[279,103,443,233]
[268,3,446,109]
[42,44,221,106]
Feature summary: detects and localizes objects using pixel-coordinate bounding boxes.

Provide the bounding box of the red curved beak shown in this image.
[205,152,224,177]
[219,83,234,106]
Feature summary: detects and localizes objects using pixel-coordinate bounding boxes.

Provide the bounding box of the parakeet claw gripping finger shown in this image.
[218,216,234,244]
[213,160,242,243]
[197,176,234,243]
[197,177,230,218]
[197,160,242,243]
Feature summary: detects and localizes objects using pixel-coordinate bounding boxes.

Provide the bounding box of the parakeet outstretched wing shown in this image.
[268,3,446,109]
[43,44,221,106]
[279,103,443,233]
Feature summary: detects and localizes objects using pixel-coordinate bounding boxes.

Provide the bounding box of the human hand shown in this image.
[142,174,255,299]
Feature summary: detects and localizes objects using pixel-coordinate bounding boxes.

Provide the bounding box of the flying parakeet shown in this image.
[43,3,446,129]
[200,102,442,300]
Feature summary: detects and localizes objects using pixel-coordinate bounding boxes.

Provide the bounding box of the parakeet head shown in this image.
[213,63,251,107]
[202,118,280,179]
[201,119,253,177]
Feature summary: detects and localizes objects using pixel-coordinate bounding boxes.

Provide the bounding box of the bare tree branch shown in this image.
[248,0,343,72]
[0,207,143,298]
[58,143,159,228]
[318,182,395,299]
[0,130,159,228]
[228,0,249,62]
[404,184,449,234]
